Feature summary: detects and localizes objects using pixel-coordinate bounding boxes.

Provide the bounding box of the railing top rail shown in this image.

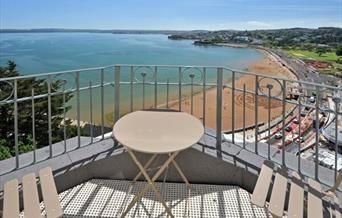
[0,64,341,91]
[224,67,342,91]
[0,65,116,82]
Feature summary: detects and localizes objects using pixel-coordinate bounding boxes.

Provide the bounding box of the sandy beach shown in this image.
[167,49,297,131]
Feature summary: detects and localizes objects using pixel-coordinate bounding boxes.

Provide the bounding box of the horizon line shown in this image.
[1,26,341,32]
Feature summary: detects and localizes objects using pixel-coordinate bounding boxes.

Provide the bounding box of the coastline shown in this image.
[166,48,297,131]
[214,43,249,48]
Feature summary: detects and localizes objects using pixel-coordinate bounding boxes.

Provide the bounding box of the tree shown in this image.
[336,45,342,57]
[0,61,74,159]
[316,47,327,57]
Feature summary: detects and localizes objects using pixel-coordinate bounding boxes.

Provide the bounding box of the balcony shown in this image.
[0,64,341,217]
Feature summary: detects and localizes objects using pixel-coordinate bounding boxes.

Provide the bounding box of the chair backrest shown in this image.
[2,167,63,218]
[329,170,342,193]
[250,160,274,207]
[251,160,329,218]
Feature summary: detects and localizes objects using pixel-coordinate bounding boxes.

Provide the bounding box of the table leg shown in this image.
[132,154,157,182]
[121,149,178,218]
[170,158,191,188]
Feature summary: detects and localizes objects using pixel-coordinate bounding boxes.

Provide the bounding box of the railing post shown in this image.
[202,67,206,127]
[62,83,67,152]
[89,81,93,144]
[314,86,320,180]
[298,95,302,172]
[154,66,158,108]
[254,75,259,154]
[31,88,37,162]
[130,66,134,112]
[333,96,340,181]
[76,72,81,149]
[101,69,105,140]
[114,65,121,146]
[231,71,235,144]
[281,80,286,165]
[243,84,246,148]
[216,68,223,158]
[48,75,53,155]
[178,67,182,111]
[14,79,19,169]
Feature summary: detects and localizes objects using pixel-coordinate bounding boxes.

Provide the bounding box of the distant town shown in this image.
[169,27,342,79]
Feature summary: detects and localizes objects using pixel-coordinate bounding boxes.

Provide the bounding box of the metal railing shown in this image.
[0,64,341,185]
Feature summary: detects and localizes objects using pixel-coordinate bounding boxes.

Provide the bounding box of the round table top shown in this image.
[113,110,204,154]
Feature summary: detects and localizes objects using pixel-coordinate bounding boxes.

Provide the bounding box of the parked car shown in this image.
[300,112,307,117]
[275,133,283,139]
[285,126,292,132]
[295,137,305,143]
[309,96,315,103]
[293,118,300,124]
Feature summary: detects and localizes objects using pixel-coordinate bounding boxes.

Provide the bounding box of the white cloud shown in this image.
[203,18,342,31]
[245,21,273,28]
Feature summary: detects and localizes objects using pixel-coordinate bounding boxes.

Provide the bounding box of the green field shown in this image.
[284,49,338,62]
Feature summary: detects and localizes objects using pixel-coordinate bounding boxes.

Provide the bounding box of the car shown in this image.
[309,96,315,103]
[300,112,307,117]
[275,133,282,139]
[295,137,305,143]
[305,106,310,111]
[285,126,292,132]
[293,118,300,124]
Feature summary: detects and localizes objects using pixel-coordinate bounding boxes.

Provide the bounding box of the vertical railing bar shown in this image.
[154,66,157,108]
[130,66,134,112]
[281,80,286,166]
[142,75,145,110]
[89,81,93,144]
[62,85,66,153]
[178,67,182,111]
[232,71,236,144]
[31,88,36,163]
[100,69,104,140]
[47,75,53,157]
[166,78,169,109]
[254,75,259,154]
[334,98,339,181]
[114,65,121,123]
[114,66,121,147]
[216,68,223,158]
[76,72,81,149]
[202,67,206,127]
[190,76,194,115]
[14,79,19,168]
[243,84,246,149]
[267,86,271,160]
[298,96,302,172]
[314,86,320,180]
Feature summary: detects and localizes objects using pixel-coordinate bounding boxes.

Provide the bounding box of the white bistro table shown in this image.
[113,110,204,218]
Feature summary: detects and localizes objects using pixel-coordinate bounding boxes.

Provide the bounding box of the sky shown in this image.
[0,0,341,30]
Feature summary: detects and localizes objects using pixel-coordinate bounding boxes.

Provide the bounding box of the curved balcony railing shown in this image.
[0,64,341,188]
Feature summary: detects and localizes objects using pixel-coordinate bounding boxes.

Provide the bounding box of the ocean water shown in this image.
[0,33,263,124]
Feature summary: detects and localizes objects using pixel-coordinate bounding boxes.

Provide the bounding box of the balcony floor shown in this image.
[26,179,272,218]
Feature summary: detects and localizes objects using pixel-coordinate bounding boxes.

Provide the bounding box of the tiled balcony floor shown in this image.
[26,179,272,217]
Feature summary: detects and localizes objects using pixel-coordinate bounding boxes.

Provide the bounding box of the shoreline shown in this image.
[72,45,298,130]
[214,43,249,48]
[165,47,297,131]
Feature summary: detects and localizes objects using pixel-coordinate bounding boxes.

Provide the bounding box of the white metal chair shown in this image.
[2,167,63,218]
[251,160,341,218]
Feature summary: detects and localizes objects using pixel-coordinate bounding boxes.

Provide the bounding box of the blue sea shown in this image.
[0,33,263,124]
